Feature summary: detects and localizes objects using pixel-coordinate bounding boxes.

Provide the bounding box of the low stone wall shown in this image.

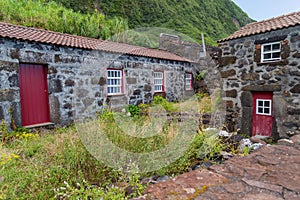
[218,26,300,138]
[0,37,194,128]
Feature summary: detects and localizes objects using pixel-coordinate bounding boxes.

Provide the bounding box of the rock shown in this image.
[156,175,169,182]
[251,143,264,150]
[220,151,233,159]
[278,139,294,146]
[218,130,232,137]
[250,136,267,145]
[291,134,300,145]
[239,138,264,152]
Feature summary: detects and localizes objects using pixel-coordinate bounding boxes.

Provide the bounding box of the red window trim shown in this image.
[154,71,164,92]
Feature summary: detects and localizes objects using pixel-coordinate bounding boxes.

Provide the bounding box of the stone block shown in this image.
[225,89,237,98]
[8,74,19,87]
[218,56,237,67]
[144,84,151,92]
[281,43,290,59]
[220,69,236,78]
[241,91,252,107]
[0,106,4,120]
[20,50,52,63]
[0,61,18,72]
[242,85,281,92]
[0,89,19,102]
[262,73,271,80]
[48,67,57,74]
[10,48,20,59]
[65,79,75,87]
[127,78,137,84]
[241,106,252,136]
[291,34,300,43]
[291,84,300,93]
[292,51,300,58]
[133,89,141,95]
[290,70,300,76]
[11,102,22,127]
[49,95,61,124]
[287,107,300,115]
[49,79,63,93]
[242,72,259,81]
[98,77,106,86]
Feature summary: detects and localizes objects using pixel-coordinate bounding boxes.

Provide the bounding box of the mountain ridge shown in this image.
[49,0,254,45]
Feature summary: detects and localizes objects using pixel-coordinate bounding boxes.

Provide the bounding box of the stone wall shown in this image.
[218,25,300,138]
[0,37,194,128]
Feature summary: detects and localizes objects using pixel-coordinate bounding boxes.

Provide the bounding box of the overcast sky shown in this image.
[232,0,300,21]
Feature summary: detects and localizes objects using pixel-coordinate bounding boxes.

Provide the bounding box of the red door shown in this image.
[19,64,50,126]
[252,92,274,137]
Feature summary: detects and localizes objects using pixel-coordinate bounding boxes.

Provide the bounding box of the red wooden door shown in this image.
[252,92,274,137]
[19,64,50,126]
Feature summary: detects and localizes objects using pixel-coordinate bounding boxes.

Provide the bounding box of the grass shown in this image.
[0,94,231,199]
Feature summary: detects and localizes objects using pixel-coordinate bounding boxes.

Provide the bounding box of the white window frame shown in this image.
[154,71,164,92]
[256,99,272,116]
[107,69,123,95]
[185,73,193,90]
[261,42,281,63]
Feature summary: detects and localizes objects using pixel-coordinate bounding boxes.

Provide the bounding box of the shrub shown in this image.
[151,96,175,112]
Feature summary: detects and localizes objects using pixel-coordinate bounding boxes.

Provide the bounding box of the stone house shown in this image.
[218,11,300,139]
[0,22,195,128]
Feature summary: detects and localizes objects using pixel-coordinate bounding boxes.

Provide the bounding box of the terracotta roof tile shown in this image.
[0,22,189,62]
[219,11,300,42]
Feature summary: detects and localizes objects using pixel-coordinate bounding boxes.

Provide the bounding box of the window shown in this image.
[185,73,192,90]
[261,42,281,62]
[107,69,123,95]
[256,99,272,116]
[154,72,164,92]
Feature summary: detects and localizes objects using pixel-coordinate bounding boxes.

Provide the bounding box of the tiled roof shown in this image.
[0,22,189,62]
[219,11,300,42]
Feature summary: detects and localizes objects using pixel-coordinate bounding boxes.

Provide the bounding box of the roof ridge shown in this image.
[0,21,103,42]
[0,21,190,62]
[218,11,300,42]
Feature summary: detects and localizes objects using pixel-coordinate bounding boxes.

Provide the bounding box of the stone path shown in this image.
[132,135,300,200]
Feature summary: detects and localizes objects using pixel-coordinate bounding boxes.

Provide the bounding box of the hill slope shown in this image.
[50,0,254,45]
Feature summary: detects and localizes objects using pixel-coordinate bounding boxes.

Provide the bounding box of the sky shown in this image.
[232,0,300,21]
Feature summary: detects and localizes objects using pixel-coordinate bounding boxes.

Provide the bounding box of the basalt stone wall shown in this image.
[218,25,300,138]
[0,37,194,128]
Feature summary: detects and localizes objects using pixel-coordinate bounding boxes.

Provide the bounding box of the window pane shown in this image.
[264,101,270,107]
[258,101,263,107]
[264,53,272,59]
[258,108,263,113]
[264,108,270,114]
[264,45,271,51]
[272,52,280,59]
[272,43,280,50]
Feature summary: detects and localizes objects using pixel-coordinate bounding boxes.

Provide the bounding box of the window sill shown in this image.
[107,94,125,97]
[257,59,288,66]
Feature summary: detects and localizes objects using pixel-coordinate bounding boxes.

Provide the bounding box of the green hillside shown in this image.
[0,0,128,40]
[49,0,254,45]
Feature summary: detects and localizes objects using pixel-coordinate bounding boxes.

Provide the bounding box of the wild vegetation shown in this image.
[0,0,128,40]
[0,0,253,46]
[49,0,254,45]
[0,94,244,199]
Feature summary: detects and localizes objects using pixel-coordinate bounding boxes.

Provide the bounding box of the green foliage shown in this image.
[126,105,140,117]
[151,96,175,112]
[51,0,254,46]
[196,70,208,81]
[0,0,128,40]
